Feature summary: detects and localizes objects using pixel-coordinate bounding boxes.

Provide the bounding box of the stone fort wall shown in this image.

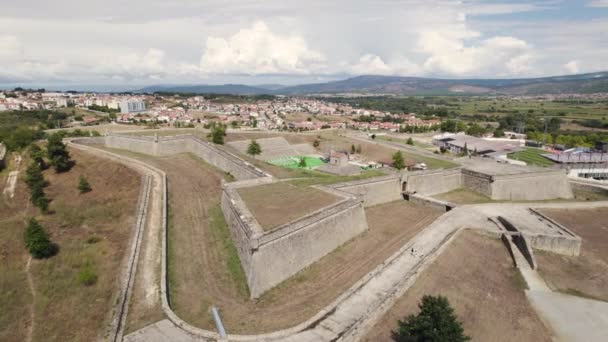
[105,134,267,180]
[221,180,368,298]
[403,167,573,201]
[99,133,380,298]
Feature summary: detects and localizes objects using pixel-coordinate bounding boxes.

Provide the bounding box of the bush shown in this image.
[392,295,469,342]
[78,175,92,193]
[77,265,98,286]
[406,137,414,145]
[85,236,101,244]
[24,218,57,259]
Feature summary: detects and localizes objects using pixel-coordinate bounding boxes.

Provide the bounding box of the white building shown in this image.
[120,99,146,114]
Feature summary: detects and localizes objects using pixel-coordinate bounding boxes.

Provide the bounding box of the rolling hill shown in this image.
[137,72,608,96]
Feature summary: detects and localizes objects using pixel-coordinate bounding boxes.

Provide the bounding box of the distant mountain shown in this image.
[278,72,608,95]
[137,72,608,96]
[138,84,273,95]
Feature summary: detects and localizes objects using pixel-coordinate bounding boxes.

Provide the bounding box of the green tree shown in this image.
[24,218,56,259]
[392,295,470,342]
[406,137,414,145]
[298,157,307,168]
[210,123,226,145]
[78,175,92,193]
[25,162,45,189]
[47,133,72,172]
[392,151,405,170]
[493,128,505,138]
[247,140,262,158]
[29,143,46,169]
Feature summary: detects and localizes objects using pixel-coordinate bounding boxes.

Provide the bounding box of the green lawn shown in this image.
[268,156,327,169]
[507,148,555,167]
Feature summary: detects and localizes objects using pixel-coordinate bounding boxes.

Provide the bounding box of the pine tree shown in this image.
[78,175,92,193]
[247,140,262,158]
[24,218,56,259]
[47,133,72,172]
[392,151,405,170]
[393,295,470,342]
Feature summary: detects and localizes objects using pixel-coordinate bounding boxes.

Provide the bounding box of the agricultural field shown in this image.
[453,98,608,121]
[507,147,555,167]
[363,230,552,342]
[536,208,608,302]
[0,148,140,342]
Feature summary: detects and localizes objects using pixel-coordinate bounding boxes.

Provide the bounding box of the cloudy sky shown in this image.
[1,0,607,88]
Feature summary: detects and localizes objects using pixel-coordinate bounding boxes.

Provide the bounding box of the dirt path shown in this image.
[24,256,35,342]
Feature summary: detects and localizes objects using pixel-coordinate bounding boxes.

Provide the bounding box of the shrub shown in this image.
[29,143,46,169]
[298,157,307,168]
[77,264,98,286]
[85,236,101,244]
[24,218,57,259]
[406,137,414,145]
[78,175,92,193]
[392,295,470,342]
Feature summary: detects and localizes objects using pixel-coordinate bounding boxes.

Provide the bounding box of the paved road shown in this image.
[527,291,608,342]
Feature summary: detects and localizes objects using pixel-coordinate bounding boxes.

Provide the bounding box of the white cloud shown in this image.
[200,21,325,75]
[587,0,608,8]
[347,54,421,76]
[419,28,534,76]
[564,60,580,74]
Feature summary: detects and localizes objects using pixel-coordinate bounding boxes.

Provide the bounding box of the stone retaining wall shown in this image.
[105,134,267,180]
[402,168,463,196]
[407,194,455,212]
[491,169,573,200]
[221,180,368,298]
[327,174,402,207]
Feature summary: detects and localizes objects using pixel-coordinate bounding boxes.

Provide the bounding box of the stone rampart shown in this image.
[490,169,573,201]
[407,194,455,212]
[327,174,401,207]
[402,168,462,196]
[461,169,493,197]
[221,179,368,298]
[105,134,267,180]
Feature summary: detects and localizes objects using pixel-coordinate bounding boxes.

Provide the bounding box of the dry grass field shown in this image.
[536,208,608,301]
[434,188,492,204]
[237,182,340,230]
[0,148,140,342]
[363,230,552,342]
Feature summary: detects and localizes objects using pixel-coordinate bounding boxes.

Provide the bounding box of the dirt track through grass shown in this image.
[0,148,140,342]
